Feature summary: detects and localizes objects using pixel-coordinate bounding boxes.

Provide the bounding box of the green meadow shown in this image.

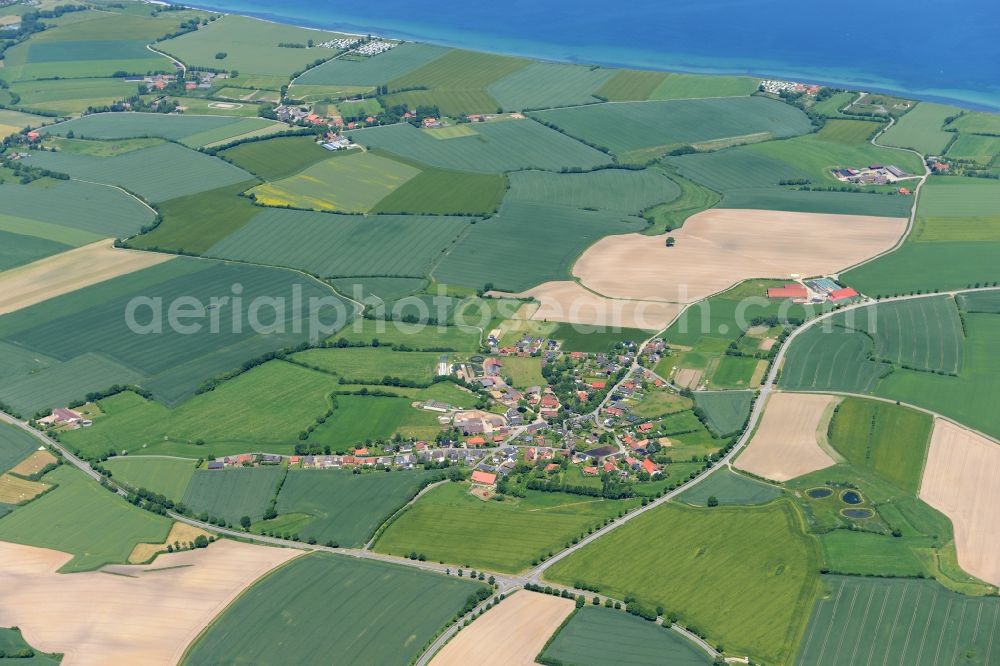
[0,465,170,572]
[61,361,337,459]
[692,390,753,436]
[546,501,820,665]
[103,456,197,499]
[880,102,962,155]
[289,347,439,383]
[218,135,333,180]
[487,62,615,111]
[375,482,639,572]
[0,422,40,474]
[507,168,680,215]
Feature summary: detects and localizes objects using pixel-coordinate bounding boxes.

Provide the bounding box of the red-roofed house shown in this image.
[607,406,623,417]
[583,466,599,476]
[590,380,606,390]
[829,287,859,301]
[638,423,654,433]
[354,447,369,456]
[603,460,617,473]
[26,131,40,142]
[642,458,660,476]
[471,470,497,486]
[767,283,808,299]
[467,436,486,447]
[544,463,560,472]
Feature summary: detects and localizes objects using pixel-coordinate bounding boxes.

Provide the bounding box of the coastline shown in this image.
[169,1,999,112]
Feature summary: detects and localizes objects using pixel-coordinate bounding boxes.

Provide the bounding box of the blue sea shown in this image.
[181,0,999,111]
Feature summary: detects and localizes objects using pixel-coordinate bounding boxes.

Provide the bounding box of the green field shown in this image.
[347,119,611,173]
[290,347,439,383]
[0,422,39,475]
[306,393,429,449]
[0,231,70,272]
[375,482,639,572]
[487,62,615,111]
[507,168,680,215]
[157,14,348,79]
[61,361,337,459]
[0,260,346,412]
[552,323,653,353]
[946,133,1000,165]
[0,465,170,572]
[292,42,450,86]
[958,289,1000,313]
[385,49,530,116]
[641,168,722,233]
[335,317,482,351]
[218,135,333,181]
[796,576,1000,665]
[836,296,964,374]
[266,469,437,546]
[719,188,913,217]
[499,356,545,388]
[676,466,782,507]
[843,240,1000,296]
[650,73,759,100]
[370,165,506,215]
[595,70,668,101]
[875,312,1000,441]
[546,501,820,665]
[130,180,260,254]
[810,91,857,117]
[24,142,253,203]
[0,626,61,665]
[41,112,276,147]
[630,389,692,419]
[103,456,197,499]
[183,466,284,523]
[909,177,1000,242]
[249,151,420,213]
[0,109,51,137]
[881,102,962,155]
[182,552,487,665]
[779,325,892,394]
[692,391,753,436]
[205,207,471,278]
[532,96,812,162]
[818,530,928,578]
[946,111,1000,136]
[329,277,426,302]
[827,397,932,493]
[433,201,645,292]
[9,77,139,114]
[1,178,156,241]
[539,605,711,666]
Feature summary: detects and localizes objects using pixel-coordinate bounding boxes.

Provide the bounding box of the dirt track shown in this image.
[0,240,173,315]
[430,591,574,666]
[919,419,1000,586]
[735,392,839,481]
[573,209,907,303]
[0,539,298,665]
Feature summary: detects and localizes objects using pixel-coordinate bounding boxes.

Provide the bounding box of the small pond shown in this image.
[841,490,863,505]
[841,508,874,519]
[807,487,832,499]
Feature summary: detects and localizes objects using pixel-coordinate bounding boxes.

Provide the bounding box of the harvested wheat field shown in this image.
[0,539,299,665]
[673,368,703,389]
[736,392,840,482]
[919,419,1000,586]
[8,449,56,477]
[0,474,50,504]
[0,240,174,315]
[498,281,683,330]
[430,591,574,666]
[573,209,905,303]
[128,521,213,564]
